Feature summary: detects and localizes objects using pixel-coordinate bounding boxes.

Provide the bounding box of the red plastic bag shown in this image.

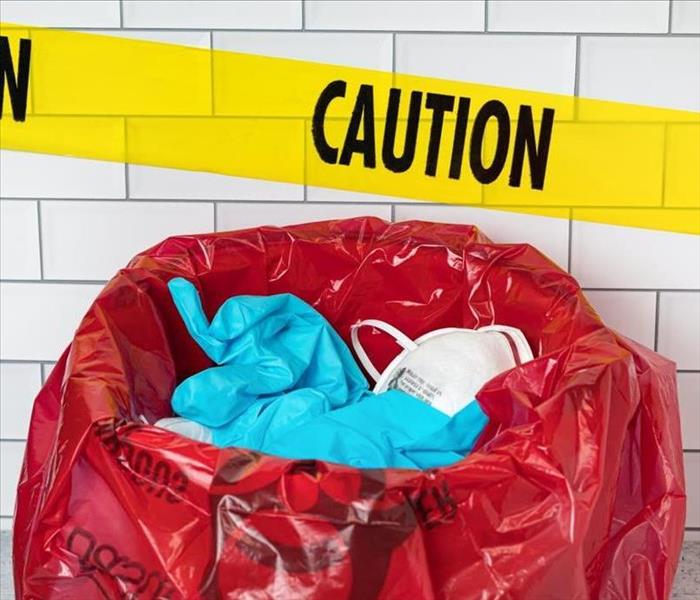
[12,218,685,599]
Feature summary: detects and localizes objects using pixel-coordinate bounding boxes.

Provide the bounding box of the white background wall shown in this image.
[1,0,699,540]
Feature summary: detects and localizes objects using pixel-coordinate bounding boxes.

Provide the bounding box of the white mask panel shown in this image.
[351,320,534,417]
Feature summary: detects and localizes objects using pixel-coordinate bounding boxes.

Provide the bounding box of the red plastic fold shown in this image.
[12,218,685,599]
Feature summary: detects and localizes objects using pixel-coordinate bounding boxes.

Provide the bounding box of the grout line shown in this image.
[1,282,698,293]
[0,197,696,218]
[11,110,691,126]
[392,33,397,87]
[36,201,44,279]
[653,290,661,351]
[123,118,130,199]
[301,0,306,31]
[567,209,573,273]
[573,35,581,120]
[1,359,52,365]
[391,204,396,222]
[6,26,699,37]
[210,31,216,115]
[583,288,699,293]
[213,202,218,232]
[303,118,308,201]
[661,124,669,206]
[0,279,108,285]
[119,0,124,29]
[484,0,489,32]
[668,0,674,34]
[28,29,35,114]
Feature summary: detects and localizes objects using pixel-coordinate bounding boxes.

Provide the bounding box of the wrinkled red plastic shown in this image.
[13,218,685,599]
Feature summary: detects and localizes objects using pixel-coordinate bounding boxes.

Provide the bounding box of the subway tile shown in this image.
[395,34,576,95]
[678,372,700,451]
[30,31,211,116]
[213,32,393,70]
[665,125,700,208]
[129,165,303,201]
[672,0,700,33]
[0,283,102,361]
[0,1,120,27]
[658,292,700,370]
[41,201,214,280]
[570,221,700,290]
[0,201,40,280]
[212,32,392,118]
[0,151,125,199]
[394,204,570,269]
[483,123,665,208]
[307,186,420,204]
[686,452,700,528]
[579,37,700,111]
[216,202,391,232]
[0,441,25,517]
[0,363,41,440]
[488,1,669,33]
[87,29,211,50]
[41,362,56,384]
[123,0,301,29]
[305,1,485,32]
[583,290,657,349]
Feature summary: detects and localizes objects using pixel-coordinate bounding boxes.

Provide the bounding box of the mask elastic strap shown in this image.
[477,324,534,364]
[350,319,418,382]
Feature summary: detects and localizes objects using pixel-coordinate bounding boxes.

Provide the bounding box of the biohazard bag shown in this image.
[12,218,685,599]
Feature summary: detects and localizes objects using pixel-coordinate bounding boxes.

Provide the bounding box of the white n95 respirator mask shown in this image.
[351,320,534,417]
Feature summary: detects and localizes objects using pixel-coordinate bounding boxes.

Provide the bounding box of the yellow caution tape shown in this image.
[1,24,698,234]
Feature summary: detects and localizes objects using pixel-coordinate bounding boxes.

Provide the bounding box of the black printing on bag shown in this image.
[66,527,176,599]
[94,419,188,504]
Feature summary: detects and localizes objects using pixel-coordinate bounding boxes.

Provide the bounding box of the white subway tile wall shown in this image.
[0,364,41,439]
[395,34,577,94]
[581,290,658,350]
[0,283,103,361]
[579,36,700,111]
[212,32,393,70]
[679,373,700,450]
[672,0,700,33]
[129,165,304,201]
[488,1,670,34]
[0,201,40,280]
[687,453,700,528]
[0,442,26,517]
[217,202,391,231]
[305,1,486,32]
[95,29,211,49]
[0,1,698,541]
[1,1,121,28]
[40,201,214,280]
[122,1,302,30]
[570,222,700,289]
[658,292,700,371]
[0,151,126,199]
